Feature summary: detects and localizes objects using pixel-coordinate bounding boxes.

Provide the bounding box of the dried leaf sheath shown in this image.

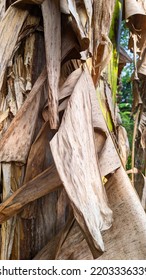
[50,70,113,258]
[42,0,61,129]
[0,6,28,92]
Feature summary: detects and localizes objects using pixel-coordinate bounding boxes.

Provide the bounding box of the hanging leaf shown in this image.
[50,70,113,258]
[42,0,61,129]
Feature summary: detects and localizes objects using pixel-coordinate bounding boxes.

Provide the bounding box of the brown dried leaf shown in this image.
[98,167,146,259]
[0,109,9,124]
[61,25,81,64]
[33,214,75,260]
[125,0,146,20]
[12,0,44,7]
[0,68,47,163]
[50,70,113,258]
[0,0,5,21]
[84,67,121,176]
[0,6,28,92]
[60,0,69,14]
[132,79,142,113]
[117,125,130,167]
[141,174,146,211]
[138,112,146,134]
[51,167,146,259]
[42,0,61,129]
[67,0,89,50]
[1,164,16,260]
[0,164,62,223]
[59,67,82,100]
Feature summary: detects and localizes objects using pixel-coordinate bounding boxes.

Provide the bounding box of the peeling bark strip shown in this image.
[0,164,62,223]
[0,6,28,92]
[42,0,61,129]
[0,68,47,163]
[50,70,113,258]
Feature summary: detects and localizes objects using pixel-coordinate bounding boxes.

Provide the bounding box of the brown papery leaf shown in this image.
[117,125,130,168]
[0,68,47,163]
[33,214,75,260]
[50,70,113,258]
[125,0,146,20]
[0,164,62,224]
[138,112,146,134]
[0,6,28,92]
[59,67,82,100]
[12,0,44,7]
[42,0,61,129]
[0,0,5,21]
[67,0,89,51]
[98,167,146,259]
[84,67,121,177]
[141,173,146,211]
[60,0,69,14]
[0,109,9,124]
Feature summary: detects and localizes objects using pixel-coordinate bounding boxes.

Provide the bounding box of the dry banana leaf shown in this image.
[92,35,112,86]
[60,0,69,14]
[92,0,114,83]
[24,122,54,183]
[83,0,93,24]
[104,82,116,126]
[141,173,146,211]
[53,167,146,260]
[0,6,28,92]
[42,0,61,129]
[50,70,113,258]
[0,68,47,163]
[138,112,146,134]
[94,128,107,154]
[59,67,82,100]
[0,0,5,21]
[125,0,146,20]
[84,67,121,176]
[61,24,81,63]
[21,121,55,218]
[12,0,44,7]
[0,164,62,223]
[67,0,89,51]
[0,109,9,124]
[132,79,142,113]
[33,213,75,260]
[56,221,92,260]
[117,125,130,167]
[98,167,146,259]
[138,48,146,75]
[138,112,146,149]
[1,164,16,260]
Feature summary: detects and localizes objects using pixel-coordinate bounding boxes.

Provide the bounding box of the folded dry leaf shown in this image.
[50,70,113,258]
